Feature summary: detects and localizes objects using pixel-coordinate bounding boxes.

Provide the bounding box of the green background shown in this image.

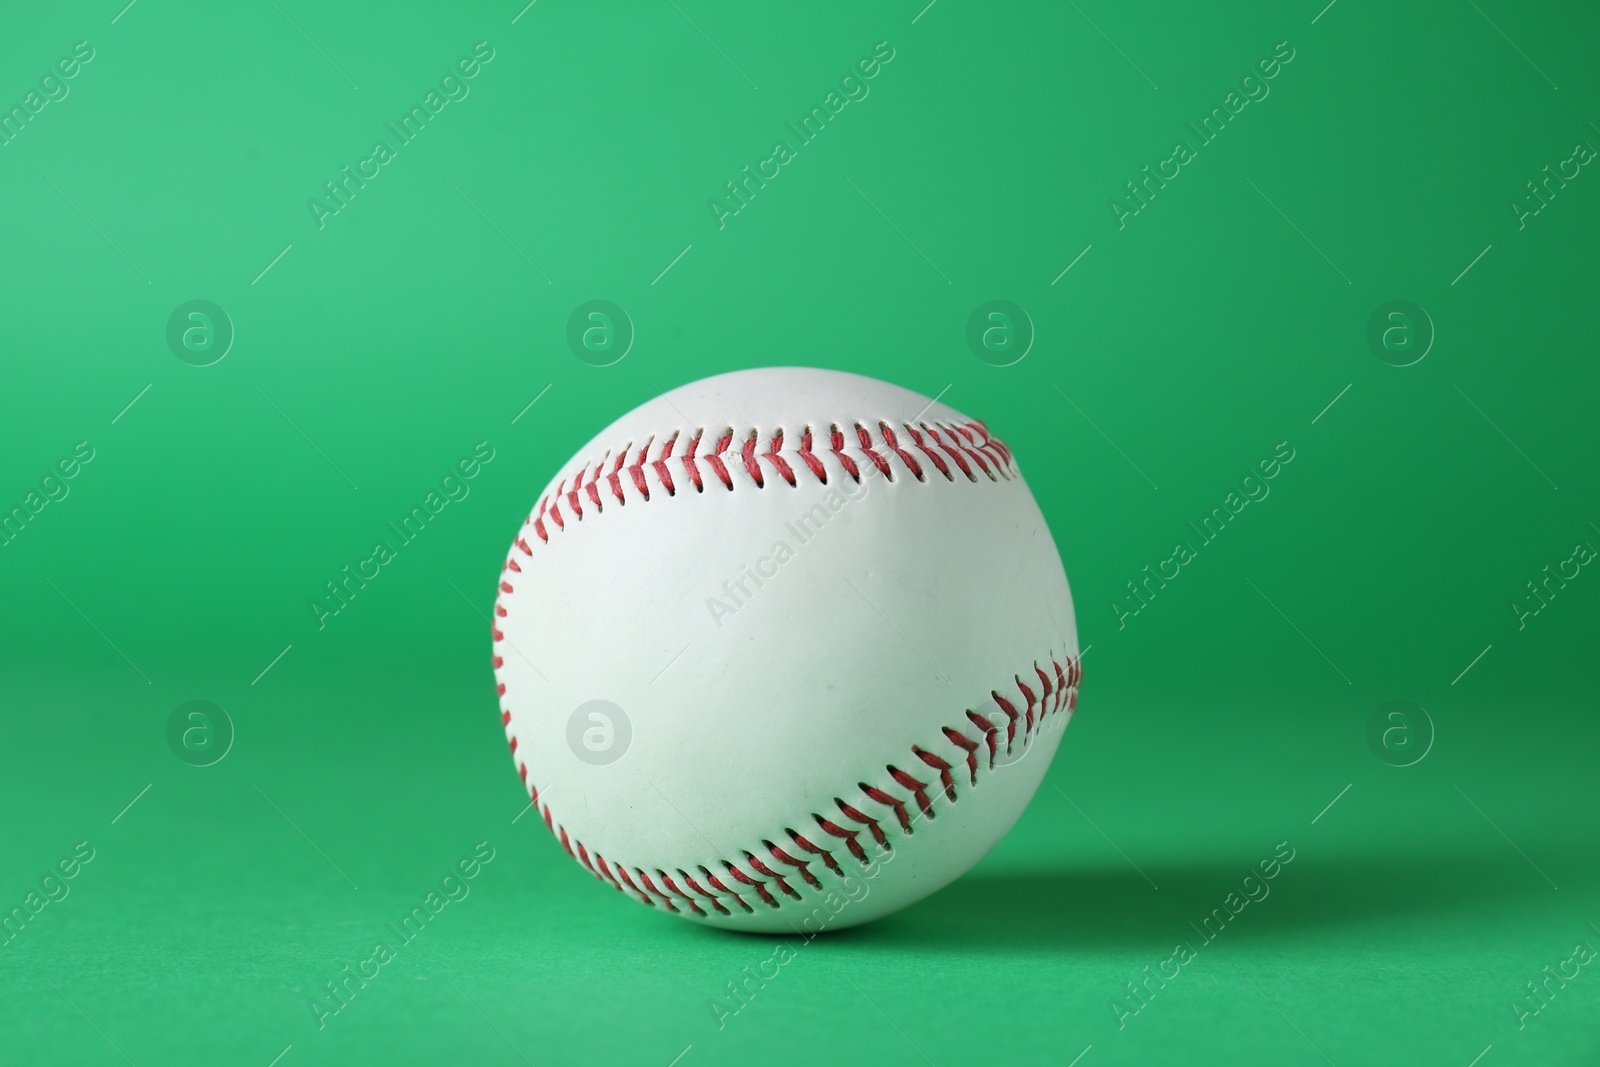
[2,0,1596,1063]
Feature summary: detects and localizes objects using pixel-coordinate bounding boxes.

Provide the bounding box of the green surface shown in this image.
[2,0,1597,1063]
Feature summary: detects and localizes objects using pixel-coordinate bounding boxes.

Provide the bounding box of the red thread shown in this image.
[835,798,889,849]
[531,498,549,543]
[904,423,952,481]
[708,431,735,490]
[607,451,627,504]
[682,431,705,492]
[703,866,754,913]
[992,690,1021,751]
[888,766,935,820]
[628,441,652,499]
[565,469,585,520]
[855,423,893,479]
[615,864,645,897]
[947,423,995,480]
[653,870,706,916]
[829,425,862,482]
[922,424,974,480]
[651,433,678,496]
[878,422,923,481]
[788,829,843,876]
[764,431,796,487]
[678,869,732,916]
[861,783,913,835]
[740,433,765,487]
[1017,676,1038,735]
[813,813,869,866]
[765,839,823,889]
[797,430,828,482]
[725,861,780,908]
[942,727,980,785]
[965,710,1000,768]
[744,851,801,900]
[596,854,623,891]
[913,746,957,802]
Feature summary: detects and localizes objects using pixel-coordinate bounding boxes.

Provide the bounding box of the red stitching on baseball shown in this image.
[854,422,893,480]
[498,649,1080,916]
[702,866,754,913]
[549,485,566,530]
[764,431,796,487]
[651,433,678,497]
[515,419,1015,516]
[765,839,823,889]
[788,829,844,876]
[922,424,974,481]
[708,431,734,490]
[677,869,731,915]
[878,422,923,481]
[797,430,828,483]
[739,432,765,488]
[825,426,859,482]
[744,851,801,900]
[991,690,1020,751]
[565,471,584,520]
[1017,676,1038,735]
[860,783,913,835]
[888,766,935,821]
[813,813,869,866]
[949,423,996,480]
[725,861,780,908]
[615,864,644,897]
[653,870,706,916]
[835,797,889,850]
[942,727,981,785]
[607,450,627,504]
[963,711,999,769]
[904,424,952,481]
[912,746,956,802]
[682,430,705,493]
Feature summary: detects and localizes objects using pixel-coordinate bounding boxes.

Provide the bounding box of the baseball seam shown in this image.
[494,416,1077,918]
[519,419,1013,545]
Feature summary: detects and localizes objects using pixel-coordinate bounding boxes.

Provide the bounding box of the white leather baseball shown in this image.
[494,368,1080,931]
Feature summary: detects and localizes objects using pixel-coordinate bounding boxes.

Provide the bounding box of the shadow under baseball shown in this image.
[838,845,1591,953]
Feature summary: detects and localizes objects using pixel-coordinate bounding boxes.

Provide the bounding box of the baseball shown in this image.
[494,368,1080,931]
